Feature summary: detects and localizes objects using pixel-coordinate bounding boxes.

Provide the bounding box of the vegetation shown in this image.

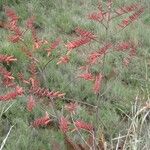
[0,0,150,149]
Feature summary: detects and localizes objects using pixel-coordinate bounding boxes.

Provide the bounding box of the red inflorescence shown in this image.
[116,41,136,56]
[47,37,61,57]
[30,87,65,99]
[59,116,70,133]
[5,7,22,43]
[88,43,112,64]
[0,86,24,101]
[66,37,92,51]
[27,95,36,112]
[75,27,96,39]
[115,3,140,16]
[0,66,15,86]
[0,54,17,64]
[93,73,103,94]
[118,6,144,28]
[65,102,78,114]
[88,11,103,22]
[78,73,94,81]
[32,112,51,127]
[74,120,93,131]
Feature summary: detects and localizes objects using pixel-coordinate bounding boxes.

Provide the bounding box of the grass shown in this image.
[0,0,150,149]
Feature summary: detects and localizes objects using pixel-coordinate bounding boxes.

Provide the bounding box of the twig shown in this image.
[70,114,92,150]
[0,125,14,150]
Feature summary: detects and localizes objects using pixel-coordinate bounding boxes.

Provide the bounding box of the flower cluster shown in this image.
[115,3,140,16]
[27,95,36,112]
[87,43,112,64]
[93,73,103,94]
[66,37,91,51]
[78,73,94,81]
[46,37,61,56]
[0,86,23,101]
[5,7,22,43]
[59,116,70,133]
[118,6,144,28]
[75,27,96,39]
[32,112,52,127]
[74,120,93,131]
[0,66,15,86]
[65,102,78,114]
[0,54,17,64]
[30,87,65,99]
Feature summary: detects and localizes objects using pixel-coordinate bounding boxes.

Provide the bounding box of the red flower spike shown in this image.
[27,95,36,112]
[30,87,65,99]
[116,41,132,51]
[88,43,112,64]
[66,37,91,51]
[88,11,103,22]
[0,66,15,86]
[65,102,78,114]
[75,120,93,131]
[59,116,70,133]
[88,52,101,64]
[17,72,30,84]
[0,54,17,64]
[5,7,19,22]
[5,7,22,43]
[0,86,24,101]
[78,73,94,81]
[47,37,61,56]
[57,55,70,65]
[32,112,51,127]
[93,73,103,94]
[115,3,140,16]
[116,41,136,57]
[75,27,96,39]
[118,7,144,29]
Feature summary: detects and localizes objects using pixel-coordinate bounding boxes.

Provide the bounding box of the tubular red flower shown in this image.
[74,120,93,131]
[59,116,70,133]
[93,73,103,94]
[32,112,51,127]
